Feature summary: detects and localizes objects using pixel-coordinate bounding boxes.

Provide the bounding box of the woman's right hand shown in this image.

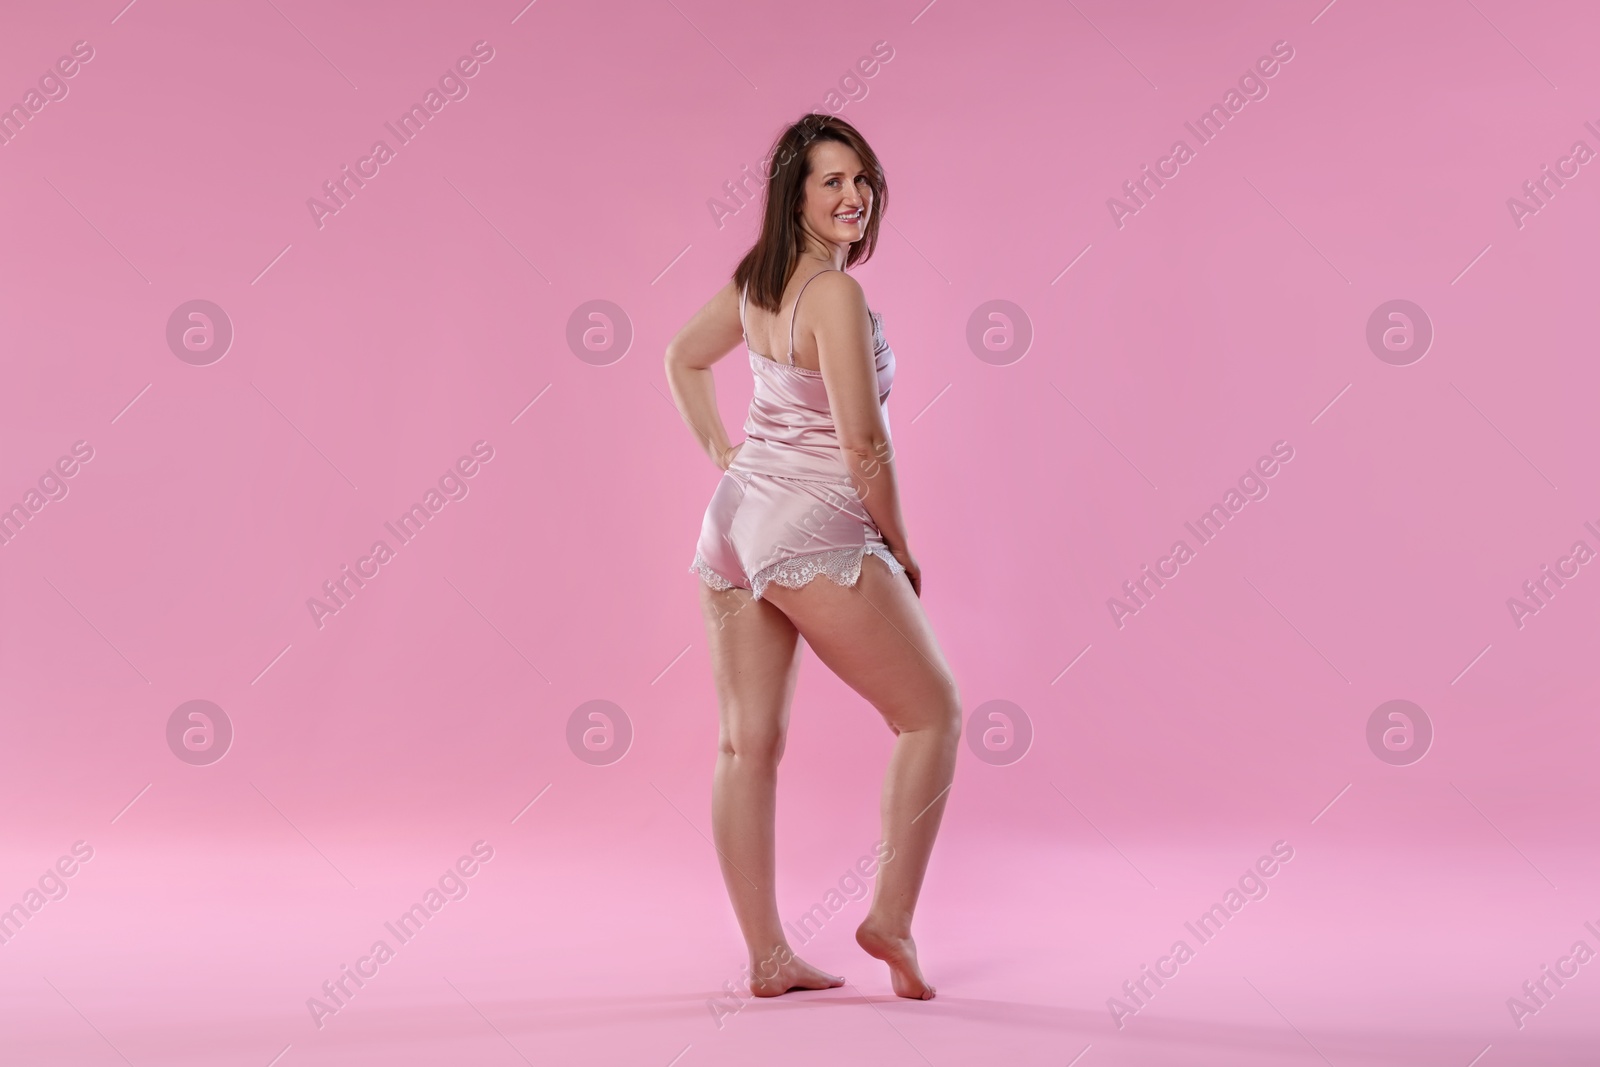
[889,543,921,598]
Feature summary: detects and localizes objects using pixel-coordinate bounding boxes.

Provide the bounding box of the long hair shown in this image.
[732,113,888,313]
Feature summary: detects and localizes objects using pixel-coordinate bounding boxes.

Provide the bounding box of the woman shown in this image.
[664,113,962,1001]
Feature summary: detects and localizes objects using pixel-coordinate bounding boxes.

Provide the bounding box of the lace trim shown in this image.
[689,554,736,591]
[750,543,904,600]
[690,544,905,599]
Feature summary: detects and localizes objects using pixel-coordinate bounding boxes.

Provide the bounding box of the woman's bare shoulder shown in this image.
[802,269,870,321]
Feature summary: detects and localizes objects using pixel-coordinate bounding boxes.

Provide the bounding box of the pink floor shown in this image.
[4,807,1597,1064]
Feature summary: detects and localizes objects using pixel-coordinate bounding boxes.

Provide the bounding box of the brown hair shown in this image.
[732,112,888,313]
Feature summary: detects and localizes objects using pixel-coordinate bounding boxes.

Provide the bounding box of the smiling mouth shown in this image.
[835,210,863,223]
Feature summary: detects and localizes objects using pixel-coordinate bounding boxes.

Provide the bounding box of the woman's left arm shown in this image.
[665,280,745,470]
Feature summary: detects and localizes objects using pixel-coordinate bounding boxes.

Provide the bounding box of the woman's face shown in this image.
[797,140,872,254]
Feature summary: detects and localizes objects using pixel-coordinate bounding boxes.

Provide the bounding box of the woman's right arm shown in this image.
[665,281,746,471]
[806,273,917,587]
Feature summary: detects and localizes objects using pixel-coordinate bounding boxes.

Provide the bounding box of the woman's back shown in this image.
[731,269,895,483]
[741,267,886,376]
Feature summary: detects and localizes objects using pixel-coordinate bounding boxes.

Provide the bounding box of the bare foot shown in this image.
[747,952,845,997]
[856,918,935,999]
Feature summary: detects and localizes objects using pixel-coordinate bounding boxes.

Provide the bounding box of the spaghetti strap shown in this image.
[738,282,749,343]
[788,269,840,366]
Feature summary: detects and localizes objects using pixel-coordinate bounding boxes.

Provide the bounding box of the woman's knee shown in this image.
[881,680,962,737]
[927,672,962,728]
[718,720,787,766]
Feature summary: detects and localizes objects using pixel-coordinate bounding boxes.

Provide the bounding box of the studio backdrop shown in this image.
[1,1,1597,1064]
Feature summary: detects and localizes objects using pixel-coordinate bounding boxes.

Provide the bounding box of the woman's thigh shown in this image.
[759,554,961,735]
[699,582,804,758]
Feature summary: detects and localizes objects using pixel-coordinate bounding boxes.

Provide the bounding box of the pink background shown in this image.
[2,0,1598,1063]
